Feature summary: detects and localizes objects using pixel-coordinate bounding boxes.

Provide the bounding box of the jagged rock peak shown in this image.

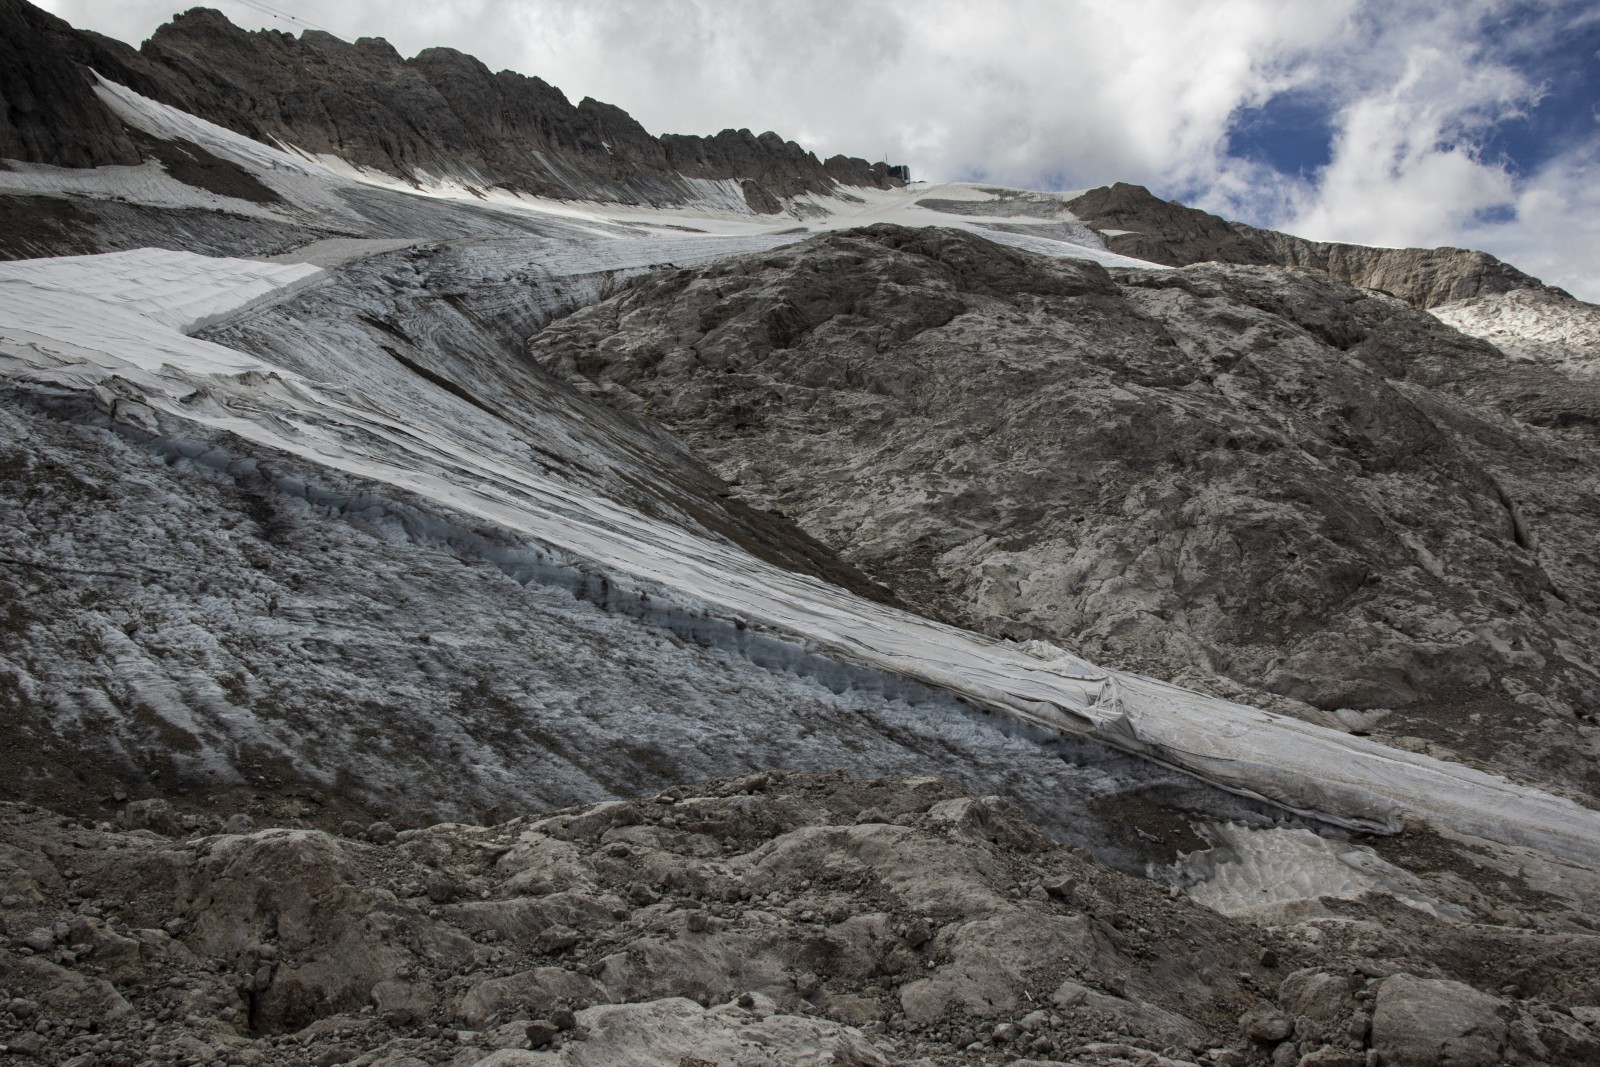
[2,0,904,209]
[1066,182,1276,269]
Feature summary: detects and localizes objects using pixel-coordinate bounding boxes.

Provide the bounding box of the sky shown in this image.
[38,0,1600,300]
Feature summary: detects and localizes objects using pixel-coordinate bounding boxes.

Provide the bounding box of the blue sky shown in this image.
[39,0,1600,300]
[1474,5,1600,175]
[1226,90,1338,177]
[1228,5,1599,182]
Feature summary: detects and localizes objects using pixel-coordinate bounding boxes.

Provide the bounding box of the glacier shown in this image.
[4,13,1600,1061]
[3,239,1598,873]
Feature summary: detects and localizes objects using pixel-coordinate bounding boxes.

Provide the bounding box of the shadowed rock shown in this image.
[0,0,141,167]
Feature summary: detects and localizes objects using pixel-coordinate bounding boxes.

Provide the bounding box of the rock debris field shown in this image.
[2,773,1599,1066]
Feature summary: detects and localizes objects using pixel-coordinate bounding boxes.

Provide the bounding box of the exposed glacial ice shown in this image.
[3,381,1238,863]
[3,245,1599,874]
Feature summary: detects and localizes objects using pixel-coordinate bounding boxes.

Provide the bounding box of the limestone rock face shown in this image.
[1431,286,1600,377]
[661,127,899,198]
[1065,183,1547,309]
[530,224,1600,801]
[1238,225,1548,310]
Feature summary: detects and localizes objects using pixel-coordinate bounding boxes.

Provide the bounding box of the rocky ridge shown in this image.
[1234,226,1548,312]
[0,2,900,212]
[1064,183,1550,310]
[2,774,1598,1066]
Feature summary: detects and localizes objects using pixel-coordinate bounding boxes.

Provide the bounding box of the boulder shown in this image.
[1241,1002,1293,1043]
[119,799,179,836]
[1278,969,1352,1024]
[472,995,890,1066]
[1370,974,1506,1067]
[457,967,602,1030]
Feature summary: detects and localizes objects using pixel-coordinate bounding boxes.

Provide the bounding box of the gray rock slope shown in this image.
[2,1,901,210]
[531,225,1600,805]
[2,774,1597,1065]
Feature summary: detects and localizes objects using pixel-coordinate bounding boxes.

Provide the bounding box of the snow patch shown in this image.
[91,74,362,220]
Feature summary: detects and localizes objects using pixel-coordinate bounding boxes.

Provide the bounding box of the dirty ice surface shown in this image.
[2,247,1599,874]
[1178,823,1470,921]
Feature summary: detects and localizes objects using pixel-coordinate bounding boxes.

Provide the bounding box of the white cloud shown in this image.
[31,0,1600,299]
[1463,147,1600,299]
[1280,41,1530,246]
[1253,3,1600,298]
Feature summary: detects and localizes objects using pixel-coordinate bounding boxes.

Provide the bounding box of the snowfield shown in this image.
[3,245,1599,873]
[0,248,325,334]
